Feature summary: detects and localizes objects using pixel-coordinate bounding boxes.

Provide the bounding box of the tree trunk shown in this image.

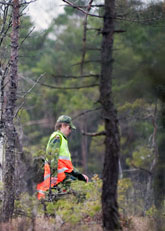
[0,64,6,183]
[153,101,165,231]
[0,126,4,182]
[81,119,88,173]
[0,81,4,182]
[100,0,121,230]
[2,0,20,222]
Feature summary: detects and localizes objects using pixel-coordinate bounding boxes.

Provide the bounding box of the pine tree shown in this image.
[100,0,121,230]
[2,0,20,221]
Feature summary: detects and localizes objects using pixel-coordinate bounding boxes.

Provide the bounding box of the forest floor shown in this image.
[0,178,161,230]
[0,213,157,231]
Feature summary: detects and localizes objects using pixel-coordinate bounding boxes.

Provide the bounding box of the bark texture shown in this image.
[100,0,121,230]
[2,0,19,222]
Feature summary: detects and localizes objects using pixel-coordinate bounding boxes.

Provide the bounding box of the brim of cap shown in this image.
[70,122,76,129]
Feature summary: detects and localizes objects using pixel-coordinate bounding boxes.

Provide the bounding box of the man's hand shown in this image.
[82,174,89,183]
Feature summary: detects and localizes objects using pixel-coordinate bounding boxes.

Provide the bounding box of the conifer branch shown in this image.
[38,82,99,90]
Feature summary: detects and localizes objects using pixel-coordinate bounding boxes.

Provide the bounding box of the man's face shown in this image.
[60,123,72,137]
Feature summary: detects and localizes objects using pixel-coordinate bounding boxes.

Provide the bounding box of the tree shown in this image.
[2,0,20,222]
[114,1,165,217]
[100,0,121,230]
[0,0,12,184]
[20,1,122,228]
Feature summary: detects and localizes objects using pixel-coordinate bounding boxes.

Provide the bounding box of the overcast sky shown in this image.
[26,0,64,30]
[26,0,152,30]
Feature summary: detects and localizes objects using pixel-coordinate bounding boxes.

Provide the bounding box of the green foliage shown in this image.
[118,178,132,207]
[145,205,157,217]
[126,145,153,169]
[44,175,102,224]
[14,193,38,217]
[15,2,165,215]
[17,109,30,124]
[89,124,105,174]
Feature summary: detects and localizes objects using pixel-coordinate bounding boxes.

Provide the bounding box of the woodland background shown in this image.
[0,0,165,230]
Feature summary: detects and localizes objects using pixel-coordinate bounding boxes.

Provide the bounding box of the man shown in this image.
[37,115,88,199]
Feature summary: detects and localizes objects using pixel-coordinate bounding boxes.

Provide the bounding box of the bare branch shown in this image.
[80,0,93,75]
[116,15,164,24]
[51,74,100,79]
[81,130,106,136]
[114,30,126,33]
[73,107,101,120]
[72,60,100,66]
[62,0,103,18]
[131,163,152,176]
[0,2,12,46]
[0,1,12,6]
[86,28,101,31]
[14,73,45,118]
[38,82,99,90]
[60,4,104,8]
[19,26,35,48]
[19,0,37,5]
[21,75,99,89]
[84,47,101,51]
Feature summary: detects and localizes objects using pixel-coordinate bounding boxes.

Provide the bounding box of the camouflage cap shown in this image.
[57,115,76,129]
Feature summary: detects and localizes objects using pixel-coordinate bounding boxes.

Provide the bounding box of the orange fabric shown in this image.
[37,163,56,200]
[56,172,66,185]
[37,158,74,199]
[58,159,73,172]
[56,159,73,184]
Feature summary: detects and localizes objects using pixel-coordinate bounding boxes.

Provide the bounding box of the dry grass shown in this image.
[122,216,156,231]
[0,215,158,231]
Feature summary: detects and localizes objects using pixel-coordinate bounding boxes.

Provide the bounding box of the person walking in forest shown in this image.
[37,115,88,199]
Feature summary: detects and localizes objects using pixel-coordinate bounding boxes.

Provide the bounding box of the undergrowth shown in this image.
[0,175,163,230]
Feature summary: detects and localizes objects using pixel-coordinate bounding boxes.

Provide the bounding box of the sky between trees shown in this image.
[27,0,64,30]
[27,0,154,31]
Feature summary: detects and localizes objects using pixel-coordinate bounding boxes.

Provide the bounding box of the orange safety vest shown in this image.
[37,131,73,199]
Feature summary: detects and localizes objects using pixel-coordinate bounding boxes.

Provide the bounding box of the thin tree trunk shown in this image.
[153,101,165,231]
[2,0,20,222]
[0,81,4,182]
[81,119,88,173]
[100,0,121,230]
[0,65,6,183]
[0,128,4,182]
